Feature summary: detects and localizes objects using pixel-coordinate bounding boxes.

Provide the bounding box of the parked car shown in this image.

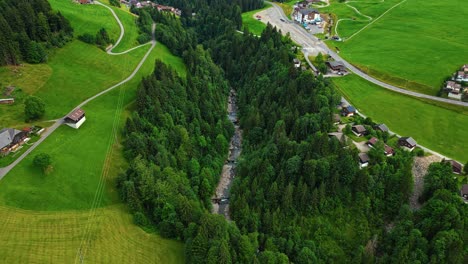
[280,18,285,22]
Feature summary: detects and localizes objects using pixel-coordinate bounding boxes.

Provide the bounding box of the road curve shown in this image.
[264,1,468,107]
[0,4,157,179]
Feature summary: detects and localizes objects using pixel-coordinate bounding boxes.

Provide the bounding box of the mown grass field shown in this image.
[0,1,186,262]
[333,74,468,163]
[332,0,468,94]
[241,3,272,36]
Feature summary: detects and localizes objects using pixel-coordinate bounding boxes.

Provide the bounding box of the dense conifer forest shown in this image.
[121,0,467,263]
[0,0,73,65]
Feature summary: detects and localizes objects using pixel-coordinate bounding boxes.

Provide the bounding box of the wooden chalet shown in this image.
[0,128,28,156]
[352,125,367,137]
[384,144,394,157]
[375,123,389,132]
[461,184,468,200]
[359,153,369,169]
[367,137,378,148]
[443,160,463,174]
[326,61,346,72]
[398,137,417,151]
[342,105,356,117]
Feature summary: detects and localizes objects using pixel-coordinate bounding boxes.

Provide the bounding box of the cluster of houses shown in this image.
[0,128,32,157]
[120,0,182,15]
[293,0,323,26]
[444,64,468,100]
[338,104,464,173]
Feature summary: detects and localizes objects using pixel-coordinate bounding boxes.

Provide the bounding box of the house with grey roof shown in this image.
[375,124,389,132]
[398,137,417,151]
[0,128,28,156]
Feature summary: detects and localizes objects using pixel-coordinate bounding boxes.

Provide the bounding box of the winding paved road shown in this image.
[0,2,157,179]
[264,1,468,107]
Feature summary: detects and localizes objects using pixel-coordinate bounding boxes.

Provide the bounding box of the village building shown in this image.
[351,125,367,137]
[398,137,417,151]
[328,132,347,144]
[333,114,341,125]
[0,98,14,104]
[384,144,394,157]
[326,61,346,72]
[359,153,369,169]
[78,0,93,4]
[65,108,86,129]
[0,128,29,156]
[455,71,468,82]
[342,105,356,117]
[367,137,378,148]
[375,123,389,132]
[443,160,463,174]
[293,58,301,68]
[293,8,321,24]
[461,184,468,200]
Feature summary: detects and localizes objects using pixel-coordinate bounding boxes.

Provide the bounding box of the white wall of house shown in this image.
[66,116,86,129]
[448,92,462,100]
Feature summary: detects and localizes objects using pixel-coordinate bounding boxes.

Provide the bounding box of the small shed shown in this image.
[65,108,86,129]
[398,137,417,151]
[0,98,14,104]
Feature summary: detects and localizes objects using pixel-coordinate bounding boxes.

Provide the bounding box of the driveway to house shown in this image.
[0,3,157,180]
[263,1,468,107]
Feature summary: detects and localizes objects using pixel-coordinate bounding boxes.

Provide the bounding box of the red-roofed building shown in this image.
[65,108,86,129]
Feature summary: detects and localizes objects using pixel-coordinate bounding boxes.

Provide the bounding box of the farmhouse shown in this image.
[375,123,389,132]
[351,125,367,137]
[384,144,394,156]
[398,137,417,151]
[326,61,346,72]
[342,105,356,117]
[78,0,93,4]
[443,160,463,174]
[0,128,29,156]
[65,108,86,129]
[461,184,468,200]
[359,153,369,169]
[455,71,468,82]
[367,137,378,148]
[293,8,321,24]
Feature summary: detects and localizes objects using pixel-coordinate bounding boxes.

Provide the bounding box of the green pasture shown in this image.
[241,3,272,36]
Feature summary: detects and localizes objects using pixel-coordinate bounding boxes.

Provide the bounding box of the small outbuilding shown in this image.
[352,125,367,137]
[293,58,301,68]
[0,98,14,104]
[65,108,86,129]
[398,137,417,151]
[359,153,369,168]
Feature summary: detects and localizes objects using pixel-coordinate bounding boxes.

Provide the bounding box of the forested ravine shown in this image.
[212,89,242,220]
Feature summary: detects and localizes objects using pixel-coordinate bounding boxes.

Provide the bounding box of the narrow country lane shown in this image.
[263,1,468,107]
[0,2,157,179]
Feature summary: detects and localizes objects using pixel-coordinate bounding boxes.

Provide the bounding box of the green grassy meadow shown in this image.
[333,74,468,163]
[331,0,468,94]
[0,1,186,262]
[241,3,272,36]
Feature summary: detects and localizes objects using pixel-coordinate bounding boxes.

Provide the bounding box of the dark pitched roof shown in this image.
[299,8,319,15]
[367,137,378,145]
[461,184,468,195]
[375,124,389,132]
[359,153,369,163]
[0,128,22,149]
[445,160,462,171]
[384,144,394,155]
[328,61,345,68]
[344,105,356,113]
[399,137,417,146]
[67,108,85,122]
[352,125,367,133]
